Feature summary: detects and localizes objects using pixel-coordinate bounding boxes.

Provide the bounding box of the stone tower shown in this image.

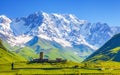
[40,52,43,60]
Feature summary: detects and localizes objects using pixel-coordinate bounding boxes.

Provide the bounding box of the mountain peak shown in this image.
[0,11,120,53]
[0,15,12,24]
[0,15,12,34]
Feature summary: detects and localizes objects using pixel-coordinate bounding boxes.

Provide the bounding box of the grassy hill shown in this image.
[2,36,83,62]
[0,39,26,64]
[26,36,83,62]
[84,33,120,62]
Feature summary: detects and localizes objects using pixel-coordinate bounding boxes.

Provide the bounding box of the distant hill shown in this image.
[84,33,120,62]
[26,36,83,62]
[0,39,26,64]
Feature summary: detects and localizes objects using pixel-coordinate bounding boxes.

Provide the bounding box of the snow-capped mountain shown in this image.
[0,11,120,60]
[111,26,120,34]
[10,12,119,48]
[80,22,113,47]
[0,15,12,37]
[10,12,97,49]
[0,15,32,46]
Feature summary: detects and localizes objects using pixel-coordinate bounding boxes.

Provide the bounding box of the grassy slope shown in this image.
[17,47,38,60]
[0,40,26,64]
[2,36,92,62]
[26,37,83,62]
[2,36,84,62]
[84,33,120,63]
[3,41,39,61]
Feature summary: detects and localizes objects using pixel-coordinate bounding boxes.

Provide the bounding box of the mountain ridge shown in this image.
[1,12,118,48]
[0,11,120,61]
[84,33,120,62]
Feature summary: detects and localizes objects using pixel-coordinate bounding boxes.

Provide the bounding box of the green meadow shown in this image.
[1,61,120,75]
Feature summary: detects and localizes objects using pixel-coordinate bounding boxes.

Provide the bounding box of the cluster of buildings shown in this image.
[31,52,67,63]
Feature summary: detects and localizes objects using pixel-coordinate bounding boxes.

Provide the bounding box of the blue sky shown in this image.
[0,0,120,26]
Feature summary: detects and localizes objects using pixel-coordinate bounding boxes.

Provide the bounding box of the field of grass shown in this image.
[1,61,120,75]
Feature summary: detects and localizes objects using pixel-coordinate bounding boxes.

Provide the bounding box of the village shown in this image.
[31,52,67,63]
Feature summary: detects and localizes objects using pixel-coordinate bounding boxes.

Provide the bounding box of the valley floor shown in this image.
[1,61,120,75]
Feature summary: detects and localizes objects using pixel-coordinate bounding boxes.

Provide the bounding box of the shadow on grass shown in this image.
[14,67,63,70]
[13,67,84,70]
